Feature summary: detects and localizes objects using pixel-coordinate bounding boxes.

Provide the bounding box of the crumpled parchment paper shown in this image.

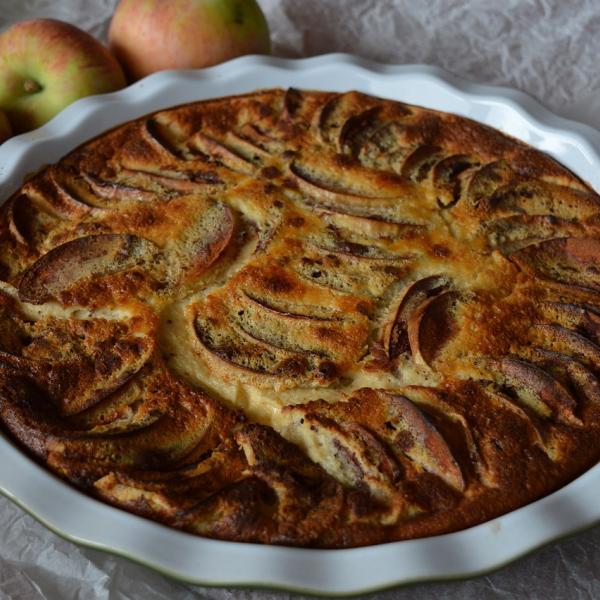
[1,1,600,598]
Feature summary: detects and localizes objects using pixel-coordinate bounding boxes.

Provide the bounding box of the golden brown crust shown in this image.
[1,88,600,547]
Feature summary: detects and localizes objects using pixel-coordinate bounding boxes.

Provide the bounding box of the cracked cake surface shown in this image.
[1,88,600,547]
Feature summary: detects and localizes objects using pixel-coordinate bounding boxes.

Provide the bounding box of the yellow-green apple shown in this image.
[108,0,270,81]
[0,109,12,142]
[0,19,127,133]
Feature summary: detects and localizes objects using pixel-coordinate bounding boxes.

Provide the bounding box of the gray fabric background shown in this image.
[1,1,600,598]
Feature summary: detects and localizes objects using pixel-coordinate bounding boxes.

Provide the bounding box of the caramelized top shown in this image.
[1,89,600,547]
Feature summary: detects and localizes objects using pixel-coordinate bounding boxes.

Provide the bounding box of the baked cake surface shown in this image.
[1,88,600,547]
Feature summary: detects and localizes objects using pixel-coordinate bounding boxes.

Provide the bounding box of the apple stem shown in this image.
[23,79,42,94]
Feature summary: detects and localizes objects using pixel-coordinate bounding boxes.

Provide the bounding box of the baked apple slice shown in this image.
[531,323,600,371]
[483,214,584,254]
[283,408,404,515]
[400,145,446,183]
[464,160,515,210]
[5,193,60,249]
[488,356,580,425]
[46,365,232,472]
[191,293,340,389]
[382,275,451,361]
[163,200,236,285]
[106,424,344,544]
[18,233,161,305]
[539,301,600,342]
[23,168,106,219]
[235,289,366,366]
[80,171,162,204]
[407,290,459,367]
[188,131,255,175]
[510,237,600,294]
[485,180,600,221]
[288,160,428,227]
[315,91,377,146]
[285,388,464,495]
[529,348,600,410]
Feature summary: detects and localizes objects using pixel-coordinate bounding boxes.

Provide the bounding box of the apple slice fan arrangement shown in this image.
[1,0,600,559]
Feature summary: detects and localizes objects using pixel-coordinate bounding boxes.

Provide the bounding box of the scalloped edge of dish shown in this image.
[1,53,599,595]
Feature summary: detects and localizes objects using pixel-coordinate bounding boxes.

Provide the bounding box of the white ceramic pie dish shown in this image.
[0,53,599,596]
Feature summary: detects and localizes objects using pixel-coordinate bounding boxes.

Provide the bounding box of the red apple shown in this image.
[0,19,127,133]
[0,109,12,143]
[109,0,271,81]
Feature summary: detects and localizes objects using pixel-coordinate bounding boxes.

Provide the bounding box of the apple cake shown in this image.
[1,88,599,547]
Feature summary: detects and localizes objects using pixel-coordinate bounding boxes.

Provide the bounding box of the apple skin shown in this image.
[109,0,271,81]
[0,109,12,143]
[0,19,127,133]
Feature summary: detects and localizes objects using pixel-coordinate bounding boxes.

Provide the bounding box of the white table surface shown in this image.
[1,1,600,598]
